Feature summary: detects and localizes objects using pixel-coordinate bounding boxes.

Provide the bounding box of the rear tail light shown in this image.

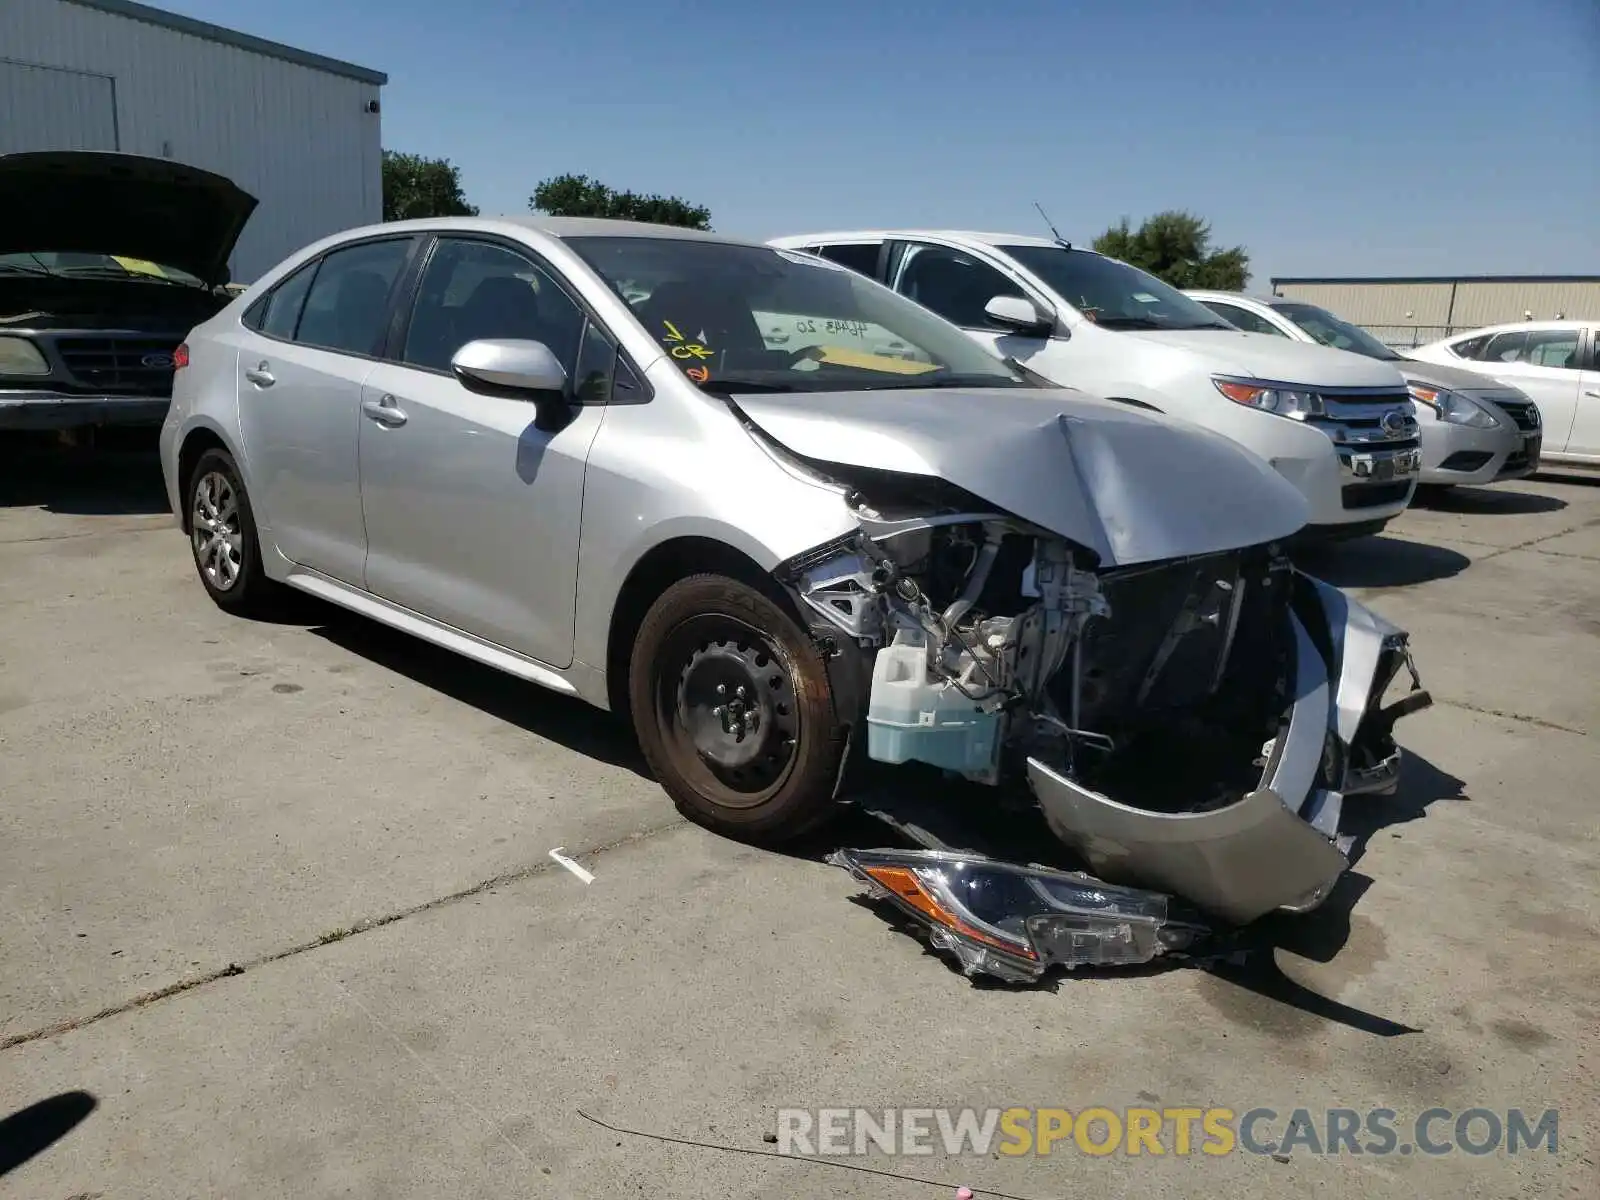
[173,343,190,370]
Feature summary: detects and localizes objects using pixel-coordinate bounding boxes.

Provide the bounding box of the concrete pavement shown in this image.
[2,443,1596,1198]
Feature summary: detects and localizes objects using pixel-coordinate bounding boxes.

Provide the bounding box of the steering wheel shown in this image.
[783,344,824,368]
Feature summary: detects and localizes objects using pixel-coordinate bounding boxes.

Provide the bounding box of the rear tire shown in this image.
[629,573,846,844]
[186,447,282,617]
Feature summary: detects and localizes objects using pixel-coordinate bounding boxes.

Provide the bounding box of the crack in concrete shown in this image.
[0,817,687,1053]
[1433,697,1588,737]
[0,523,170,546]
[1472,515,1600,563]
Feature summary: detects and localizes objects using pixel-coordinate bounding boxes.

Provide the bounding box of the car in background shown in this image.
[0,151,256,432]
[1408,321,1598,474]
[157,215,1429,978]
[1188,290,1543,490]
[769,230,1420,540]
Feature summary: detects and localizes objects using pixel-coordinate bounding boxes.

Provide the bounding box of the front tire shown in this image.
[186,448,281,617]
[629,573,846,844]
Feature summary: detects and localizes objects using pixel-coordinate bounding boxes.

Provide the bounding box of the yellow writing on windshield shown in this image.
[662,318,714,361]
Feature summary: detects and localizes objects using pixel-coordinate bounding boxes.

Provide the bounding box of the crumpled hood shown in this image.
[1123,328,1408,389]
[733,386,1311,566]
[0,151,257,286]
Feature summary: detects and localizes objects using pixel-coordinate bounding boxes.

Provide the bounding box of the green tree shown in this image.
[1092,211,1249,290]
[382,151,478,222]
[530,174,711,230]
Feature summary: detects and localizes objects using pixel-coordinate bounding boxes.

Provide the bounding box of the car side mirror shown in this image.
[451,338,573,431]
[984,294,1054,336]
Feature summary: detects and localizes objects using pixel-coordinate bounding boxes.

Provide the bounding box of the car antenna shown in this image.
[1033,201,1071,250]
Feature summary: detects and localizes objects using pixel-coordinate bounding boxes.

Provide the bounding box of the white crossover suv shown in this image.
[770,231,1421,538]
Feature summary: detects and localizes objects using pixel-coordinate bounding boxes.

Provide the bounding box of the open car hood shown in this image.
[735,386,1310,566]
[0,152,258,286]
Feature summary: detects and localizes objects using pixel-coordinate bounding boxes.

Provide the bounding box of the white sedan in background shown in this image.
[1407,320,1598,474]
[1189,290,1544,490]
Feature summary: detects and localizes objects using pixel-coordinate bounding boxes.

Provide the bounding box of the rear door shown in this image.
[234,235,419,583]
[356,235,611,668]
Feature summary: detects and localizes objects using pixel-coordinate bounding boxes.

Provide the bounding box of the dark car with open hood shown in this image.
[0,151,257,431]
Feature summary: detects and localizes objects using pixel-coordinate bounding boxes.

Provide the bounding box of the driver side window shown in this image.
[401,238,587,379]
[894,243,1027,331]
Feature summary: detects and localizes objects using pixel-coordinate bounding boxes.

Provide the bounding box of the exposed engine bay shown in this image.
[773,467,1432,983]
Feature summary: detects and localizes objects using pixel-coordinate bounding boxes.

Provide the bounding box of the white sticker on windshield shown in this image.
[1133,292,1160,303]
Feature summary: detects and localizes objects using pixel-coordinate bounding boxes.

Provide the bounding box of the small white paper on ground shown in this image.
[548,846,595,884]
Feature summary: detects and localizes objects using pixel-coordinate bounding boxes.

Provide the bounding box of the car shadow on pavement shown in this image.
[1414,483,1568,514]
[0,432,170,516]
[305,609,651,778]
[0,1090,97,1178]
[1295,536,1471,588]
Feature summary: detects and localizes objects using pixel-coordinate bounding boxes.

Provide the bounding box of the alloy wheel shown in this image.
[191,470,244,591]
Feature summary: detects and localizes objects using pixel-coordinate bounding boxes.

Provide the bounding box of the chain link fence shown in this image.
[1361,324,1474,349]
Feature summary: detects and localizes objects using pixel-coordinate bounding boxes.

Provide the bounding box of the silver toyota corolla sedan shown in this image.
[160,217,1430,981]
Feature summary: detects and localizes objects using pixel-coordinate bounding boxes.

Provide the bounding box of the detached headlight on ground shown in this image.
[827,848,1209,982]
[1213,377,1324,419]
[1407,382,1500,429]
[0,336,50,376]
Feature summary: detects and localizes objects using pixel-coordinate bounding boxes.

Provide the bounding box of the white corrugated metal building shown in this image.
[1,0,386,282]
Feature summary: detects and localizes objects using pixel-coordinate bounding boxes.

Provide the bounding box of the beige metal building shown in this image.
[1268,275,1600,348]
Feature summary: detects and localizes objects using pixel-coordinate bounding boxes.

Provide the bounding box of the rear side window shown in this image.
[294,239,412,356]
[251,261,319,341]
[812,242,883,277]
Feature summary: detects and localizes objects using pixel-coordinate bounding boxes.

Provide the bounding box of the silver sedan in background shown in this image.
[158,217,1429,981]
[1188,290,1543,491]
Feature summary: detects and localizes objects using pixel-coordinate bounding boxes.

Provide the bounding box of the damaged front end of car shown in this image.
[748,396,1431,983]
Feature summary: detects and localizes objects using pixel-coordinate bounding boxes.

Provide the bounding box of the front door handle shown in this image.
[1585,390,1599,399]
[244,361,274,387]
[361,394,408,427]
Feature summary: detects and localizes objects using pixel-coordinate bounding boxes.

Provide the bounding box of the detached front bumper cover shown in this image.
[827,847,1209,983]
[828,573,1431,984]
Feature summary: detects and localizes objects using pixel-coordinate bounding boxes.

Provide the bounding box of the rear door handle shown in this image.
[361,394,408,426]
[244,362,274,387]
[1585,390,1599,399]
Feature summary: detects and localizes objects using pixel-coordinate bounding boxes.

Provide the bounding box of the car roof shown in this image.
[768,229,1087,251]
[327,214,753,245]
[1441,318,1593,337]
[1184,289,1288,306]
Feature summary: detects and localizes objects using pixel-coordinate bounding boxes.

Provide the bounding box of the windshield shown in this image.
[997,245,1232,331]
[563,237,1033,394]
[0,251,205,287]
[1269,301,1402,360]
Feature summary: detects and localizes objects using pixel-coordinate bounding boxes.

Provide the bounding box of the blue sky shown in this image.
[164,0,1597,285]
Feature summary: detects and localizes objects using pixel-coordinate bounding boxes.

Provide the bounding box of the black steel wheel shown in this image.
[629,573,846,843]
